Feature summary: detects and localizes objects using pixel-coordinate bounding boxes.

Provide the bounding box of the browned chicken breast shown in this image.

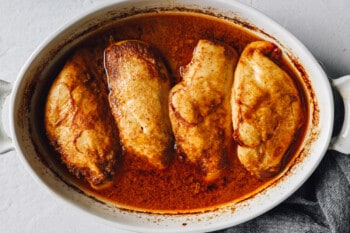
[232,41,304,178]
[105,40,173,169]
[169,39,238,182]
[45,48,119,190]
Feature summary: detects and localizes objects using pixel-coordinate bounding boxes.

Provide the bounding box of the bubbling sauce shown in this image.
[45,12,309,213]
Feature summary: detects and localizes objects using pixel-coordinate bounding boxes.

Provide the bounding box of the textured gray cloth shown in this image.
[218,91,350,233]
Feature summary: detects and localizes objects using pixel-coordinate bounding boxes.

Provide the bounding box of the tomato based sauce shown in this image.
[45,12,308,212]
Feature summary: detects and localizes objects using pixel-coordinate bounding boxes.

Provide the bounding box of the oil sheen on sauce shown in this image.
[48,12,309,213]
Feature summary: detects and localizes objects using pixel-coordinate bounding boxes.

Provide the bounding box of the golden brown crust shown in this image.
[104,40,173,169]
[232,41,304,178]
[45,48,119,189]
[169,39,238,182]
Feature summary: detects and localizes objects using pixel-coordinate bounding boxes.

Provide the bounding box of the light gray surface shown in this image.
[0,0,349,232]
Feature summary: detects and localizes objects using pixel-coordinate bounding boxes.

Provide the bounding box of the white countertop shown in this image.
[1,0,349,232]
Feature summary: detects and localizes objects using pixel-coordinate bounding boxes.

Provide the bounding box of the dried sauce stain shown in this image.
[43,12,309,212]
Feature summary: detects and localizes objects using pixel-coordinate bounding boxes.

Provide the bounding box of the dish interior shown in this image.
[27,11,314,214]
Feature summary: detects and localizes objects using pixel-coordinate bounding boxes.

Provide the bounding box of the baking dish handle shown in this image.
[0,80,14,154]
[329,75,350,154]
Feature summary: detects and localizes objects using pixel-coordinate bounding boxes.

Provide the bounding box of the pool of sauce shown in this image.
[43,12,309,213]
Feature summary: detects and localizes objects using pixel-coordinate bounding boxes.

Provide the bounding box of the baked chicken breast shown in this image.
[45,48,119,189]
[104,40,173,169]
[232,41,304,178]
[169,39,238,182]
